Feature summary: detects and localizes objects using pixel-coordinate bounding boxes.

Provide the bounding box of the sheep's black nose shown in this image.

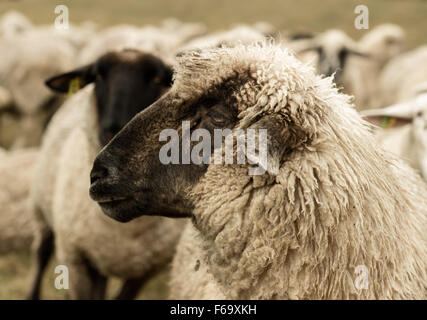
[90,160,109,185]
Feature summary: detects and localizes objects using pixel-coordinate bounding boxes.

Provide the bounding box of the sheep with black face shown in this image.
[90,43,426,299]
[28,48,179,300]
[298,29,368,85]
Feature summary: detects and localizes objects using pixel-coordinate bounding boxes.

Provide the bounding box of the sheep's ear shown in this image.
[363,115,411,129]
[362,100,418,129]
[346,48,370,58]
[45,64,96,94]
[298,45,321,54]
[245,115,299,176]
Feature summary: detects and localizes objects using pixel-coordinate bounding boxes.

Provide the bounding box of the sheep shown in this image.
[0,148,38,254]
[159,18,207,42]
[0,110,20,148]
[21,23,96,52]
[0,10,33,38]
[28,49,182,300]
[251,22,277,38]
[342,24,406,109]
[77,23,205,65]
[89,43,427,299]
[0,31,76,148]
[363,89,427,181]
[169,222,225,299]
[177,25,267,53]
[0,86,12,110]
[376,45,427,107]
[296,29,369,86]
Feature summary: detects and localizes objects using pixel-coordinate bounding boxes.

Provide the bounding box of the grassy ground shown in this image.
[0,0,426,300]
[0,250,169,299]
[0,0,426,48]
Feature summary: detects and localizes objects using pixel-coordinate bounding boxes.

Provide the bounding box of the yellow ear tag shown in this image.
[381,116,397,129]
[68,77,81,96]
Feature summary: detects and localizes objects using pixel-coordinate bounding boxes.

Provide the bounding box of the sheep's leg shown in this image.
[114,270,157,300]
[64,259,107,300]
[67,261,96,300]
[86,262,108,300]
[26,228,54,300]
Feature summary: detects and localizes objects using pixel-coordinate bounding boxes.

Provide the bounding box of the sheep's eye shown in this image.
[385,38,397,45]
[338,49,349,61]
[316,47,324,56]
[207,110,227,125]
[153,76,162,84]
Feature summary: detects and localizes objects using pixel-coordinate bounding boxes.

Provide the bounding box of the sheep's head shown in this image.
[299,30,369,84]
[89,43,339,222]
[45,49,173,146]
[359,24,406,65]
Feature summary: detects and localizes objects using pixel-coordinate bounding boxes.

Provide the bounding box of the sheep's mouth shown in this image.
[96,198,140,223]
[90,182,192,221]
[96,196,130,204]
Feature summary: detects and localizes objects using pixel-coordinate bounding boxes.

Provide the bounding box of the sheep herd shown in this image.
[0,10,426,300]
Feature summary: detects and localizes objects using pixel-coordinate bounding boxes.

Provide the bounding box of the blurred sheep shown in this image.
[28,49,181,300]
[0,10,33,38]
[363,87,427,180]
[376,45,427,107]
[0,31,76,148]
[0,148,38,254]
[295,29,369,85]
[178,25,266,52]
[78,21,206,65]
[342,24,406,109]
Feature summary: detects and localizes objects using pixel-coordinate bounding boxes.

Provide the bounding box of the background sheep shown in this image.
[342,24,406,109]
[0,31,76,149]
[178,25,267,52]
[28,49,182,299]
[0,10,33,38]
[0,86,12,110]
[89,43,427,299]
[77,22,206,65]
[296,29,369,85]
[363,89,427,181]
[376,45,427,107]
[0,148,37,254]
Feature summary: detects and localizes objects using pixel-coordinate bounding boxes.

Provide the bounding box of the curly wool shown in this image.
[171,43,427,299]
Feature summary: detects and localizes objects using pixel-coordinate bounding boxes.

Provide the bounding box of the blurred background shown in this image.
[1,0,427,47]
[0,0,426,300]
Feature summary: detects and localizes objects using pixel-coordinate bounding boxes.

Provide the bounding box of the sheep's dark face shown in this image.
[311,46,367,84]
[300,31,369,85]
[45,49,173,146]
[89,82,240,222]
